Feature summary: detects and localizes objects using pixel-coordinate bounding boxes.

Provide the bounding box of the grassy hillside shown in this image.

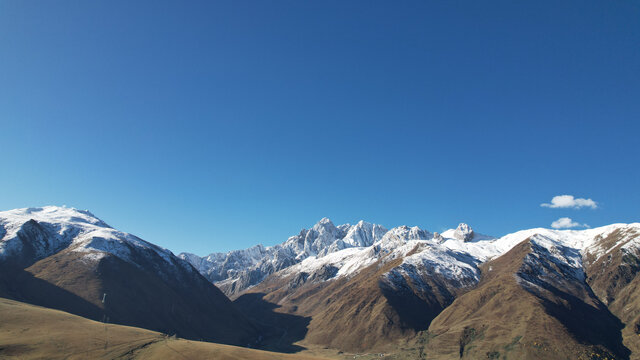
[0,297,325,360]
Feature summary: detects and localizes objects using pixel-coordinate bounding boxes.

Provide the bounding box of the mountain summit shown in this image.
[0,206,258,346]
[454,223,474,241]
[179,217,393,296]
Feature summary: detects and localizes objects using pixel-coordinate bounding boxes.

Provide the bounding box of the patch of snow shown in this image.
[83,251,108,262]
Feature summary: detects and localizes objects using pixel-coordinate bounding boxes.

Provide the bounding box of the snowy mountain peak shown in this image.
[179,218,514,297]
[342,221,388,248]
[3,206,111,229]
[454,223,474,242]
[378,225,432,248]
[315,217,335,227]
[0,206,184,271]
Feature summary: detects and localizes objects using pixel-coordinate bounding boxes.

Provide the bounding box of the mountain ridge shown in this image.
[0,206,259,346]
[182,216,639,356]
[179,218,491,297]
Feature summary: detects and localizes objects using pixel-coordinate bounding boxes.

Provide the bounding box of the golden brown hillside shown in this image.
[422,239,628,360]
[0,297,326,360]
[584,227,640,358]
[0,246,258,346]
[236,246,466,353]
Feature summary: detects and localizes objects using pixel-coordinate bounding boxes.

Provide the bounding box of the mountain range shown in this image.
[2,206,640,359]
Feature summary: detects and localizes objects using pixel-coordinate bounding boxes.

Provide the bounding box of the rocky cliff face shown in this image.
[179,218,395,296]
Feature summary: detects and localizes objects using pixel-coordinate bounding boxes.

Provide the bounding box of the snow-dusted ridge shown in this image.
[0,206,191,273]
[179,218,499,294]
[2,206,638,301]
[181,217,640,297]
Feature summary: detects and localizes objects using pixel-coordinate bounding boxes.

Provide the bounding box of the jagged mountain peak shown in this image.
[313,218,337,231]
[194,221,640,302]
[380,225,432,244]
[352,219,381,228]
[179,218,514,297]
[440,222,494,243]
[342,220,388,248]
[183,218,393,295]
[318,216,332,223]
[454,222,474,242]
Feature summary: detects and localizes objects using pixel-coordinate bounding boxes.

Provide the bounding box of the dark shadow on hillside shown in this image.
[234,293,311,353]
[0,265,104,320]
[532,283,631,360]
[2,252,260,348]
[379,281,448,332]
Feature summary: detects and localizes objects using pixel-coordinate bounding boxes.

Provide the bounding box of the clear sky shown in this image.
[1,1,639,255]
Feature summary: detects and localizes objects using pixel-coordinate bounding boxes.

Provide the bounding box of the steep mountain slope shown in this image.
[203,220,640,358]
[582,225,640,357]
[0,297,326,360]
[424,234,628,359]
[237,249,460,352]
[0,206,258,346]
[234,223,502,352]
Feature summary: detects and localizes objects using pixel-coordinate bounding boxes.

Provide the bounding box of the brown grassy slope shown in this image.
[423,239,628,360]
[237,246,462,353]
[0,297,327,360]
[584,227,640,358]
[0,246,258,346]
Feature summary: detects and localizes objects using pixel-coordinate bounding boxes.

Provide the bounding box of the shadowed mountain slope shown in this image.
[0,297,326,360]
[424,237,628,360]
[583,226,640,358]
[0,206,258,346]
[237,244,470,352]
[224,222,640,358]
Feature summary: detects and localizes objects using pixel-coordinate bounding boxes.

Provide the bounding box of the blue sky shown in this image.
[1,1,639,255]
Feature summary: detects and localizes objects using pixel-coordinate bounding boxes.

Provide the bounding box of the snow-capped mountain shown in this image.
[0,206,189,274]
[179,215,640,356]
[185,216,640,302]
[279,222,640,299]
[0,206,258,345]
[421,225,640,360]
[179,218,390,295]
[179,220,500,298]
[223,220,640,356]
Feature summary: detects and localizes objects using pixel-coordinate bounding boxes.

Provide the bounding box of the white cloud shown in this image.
[550,217,589,229]
[541,195,597,209]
